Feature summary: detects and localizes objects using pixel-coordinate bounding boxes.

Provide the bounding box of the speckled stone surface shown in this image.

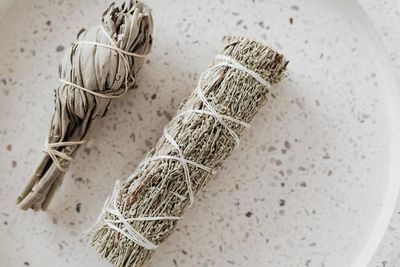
[0,0,399,267]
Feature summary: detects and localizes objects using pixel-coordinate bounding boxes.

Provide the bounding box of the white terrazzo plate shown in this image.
[0,0,399,266]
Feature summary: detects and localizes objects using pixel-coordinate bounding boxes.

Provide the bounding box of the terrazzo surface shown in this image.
[0,0,400,266]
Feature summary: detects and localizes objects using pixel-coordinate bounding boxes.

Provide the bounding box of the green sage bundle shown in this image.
[89,36,288,266]
[16,0,153,211]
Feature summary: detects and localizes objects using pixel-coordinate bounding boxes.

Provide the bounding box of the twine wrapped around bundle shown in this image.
[89,36,288,267]
[16,0,153,211]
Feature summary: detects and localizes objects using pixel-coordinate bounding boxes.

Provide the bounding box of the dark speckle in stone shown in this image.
[6,144,12,151]
[181,250,187,255]
[130,133,135,142]
[24,262,30,266]
[83,147,91,156]
[1,78,6,85]
[74,177,85,185]
[151,93,156,100]
[173,258,178,267]
[291,5,299,11]
[268,146,276,152]
[236,19,243,26]
[358,113,370,123]
[279,199,285,206]
[245,211,253,218]
[4,221,8,225]
[11,160,17,168]
[289,17,294,24]
[299,181,307,187]
[75,203,81,213]
[284,141,291,149]
[56,45,65,52]
[46,20,51,26]
[163,110,172,120]
[145,139,152,147]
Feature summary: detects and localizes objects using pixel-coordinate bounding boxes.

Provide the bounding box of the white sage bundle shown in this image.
[16,0,153,211]
[89,36,288,267]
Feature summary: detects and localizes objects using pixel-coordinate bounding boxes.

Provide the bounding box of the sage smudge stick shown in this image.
[89,36,288,267]
[16,0,153,211]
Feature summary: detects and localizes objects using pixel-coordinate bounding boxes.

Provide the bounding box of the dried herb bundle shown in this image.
[89,36,288,267]
[16,0,153,211]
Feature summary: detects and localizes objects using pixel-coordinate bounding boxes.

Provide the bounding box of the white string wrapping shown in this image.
[104,187,179,250]
[46,24,147,172]
[42,140,87,172]
[90,55,272,250]
[87,180,180,250]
